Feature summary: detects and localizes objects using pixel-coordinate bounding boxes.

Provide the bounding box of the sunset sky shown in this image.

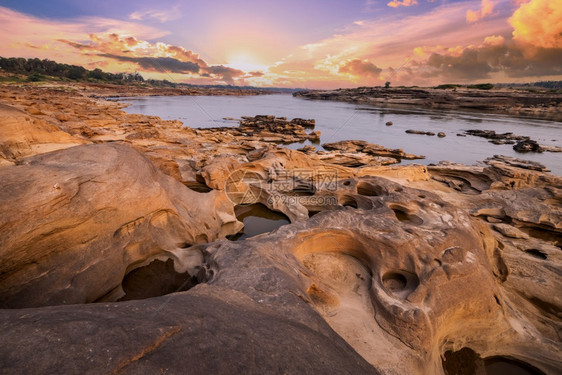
[0,0,560,88]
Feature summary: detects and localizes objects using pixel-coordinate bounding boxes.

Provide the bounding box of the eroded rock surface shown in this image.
[0,143,242,308]
[0,84,560,375]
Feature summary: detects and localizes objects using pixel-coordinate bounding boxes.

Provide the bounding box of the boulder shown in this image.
[405,129,435,136]
[513,139,542,153]
[0,143,242,308]
[199,155,243,190]
[0,103,85,162]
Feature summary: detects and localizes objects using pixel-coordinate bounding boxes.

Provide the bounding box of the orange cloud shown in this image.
[0,6,167,66]
[265,1,513,88]
[509,0,562,48]
[0,1,560,89]
[387,0,418,8]
[58,33,250,84]
[59,33,208,67]
[483,35,505,46]
[412,33,561,82]
[466,0,495,23]
[338,59,382,79]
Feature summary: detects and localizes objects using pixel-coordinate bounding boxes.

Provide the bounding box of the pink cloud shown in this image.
[0,6,168,64]
[129,7,181,23]
[387,0,418,8]
[466,0,496,23]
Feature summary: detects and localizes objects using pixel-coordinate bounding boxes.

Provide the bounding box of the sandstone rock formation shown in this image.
[0,83,560,375]
[0,103,84,163]
[0,285,378,374]
[0,143,242,308]
[205,115,320,144]
[322,139,424,167]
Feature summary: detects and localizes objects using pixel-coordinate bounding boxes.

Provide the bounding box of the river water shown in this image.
[119,94,562,175]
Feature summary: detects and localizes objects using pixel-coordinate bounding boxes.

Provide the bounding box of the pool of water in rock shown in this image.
[442,347,545,375]
[119,94,562,175]
[228,203,290,241]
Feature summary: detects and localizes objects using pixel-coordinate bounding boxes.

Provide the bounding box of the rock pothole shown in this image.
[227,203,290,241]
[381,270,420,299]
[339,195,359,208]
[118,258,199,301]
[525,249,547,260]
[442,347,544,375]
[389,204,424,225]
[357,181,385,197]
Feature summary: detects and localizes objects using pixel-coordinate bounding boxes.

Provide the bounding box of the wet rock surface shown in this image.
[203,115,320,144]
[463,129,562,153]
[406,129,436,136]
[322,139,425,167]
[0,83,560,374]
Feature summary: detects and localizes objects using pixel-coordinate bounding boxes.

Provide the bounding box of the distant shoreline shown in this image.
[294,87,562,122]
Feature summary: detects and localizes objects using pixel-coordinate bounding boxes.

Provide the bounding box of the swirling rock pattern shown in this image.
[0,84,560,374]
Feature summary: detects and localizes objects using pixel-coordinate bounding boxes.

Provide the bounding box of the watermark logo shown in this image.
[266,194,338,207]
[224,168,340,206]
[224,170,263,204]
[268,169,339,193]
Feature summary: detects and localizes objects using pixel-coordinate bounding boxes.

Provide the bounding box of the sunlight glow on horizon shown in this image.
[0,0,560,88]
[225,52,269,74]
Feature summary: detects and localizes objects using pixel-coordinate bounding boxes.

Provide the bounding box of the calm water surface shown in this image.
[119,94,562,175]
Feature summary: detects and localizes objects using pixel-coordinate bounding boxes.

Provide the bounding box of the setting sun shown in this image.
[226,53,268,73]
[0,0,561,373]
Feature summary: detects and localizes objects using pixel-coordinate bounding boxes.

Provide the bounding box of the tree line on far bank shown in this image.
[0,56,144,83]
[2,56,560,91]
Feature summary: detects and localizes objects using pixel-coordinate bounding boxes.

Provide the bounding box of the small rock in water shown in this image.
[297,145,316,153]
[437,132,446,138]
[513,139,542,153]
[485,155,549,171]
[406,129,435,136]
[385,121,393,126]
[308,130,321,142]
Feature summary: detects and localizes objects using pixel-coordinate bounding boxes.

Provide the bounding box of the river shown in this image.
[119,94,562,175]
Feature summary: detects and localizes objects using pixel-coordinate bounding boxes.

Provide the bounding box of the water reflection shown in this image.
[119,94,562,175]
[228,203,290,241]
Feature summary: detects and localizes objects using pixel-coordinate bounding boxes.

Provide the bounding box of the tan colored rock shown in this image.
[357,164,430,182]
[0,84,560,375]
[323,140,425,162]
[0,103,85,161]
[493,223,530,239]
[0,143,242,308]
[199,155,243,190]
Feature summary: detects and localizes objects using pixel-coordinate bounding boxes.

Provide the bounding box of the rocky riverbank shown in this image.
[0,83,561,374]
[294,87,562,121]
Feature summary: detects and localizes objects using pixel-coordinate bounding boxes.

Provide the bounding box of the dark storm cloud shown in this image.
[419,41,562,80]
[426,49,493,79]
[99,54,201,74]
[57,39,94,50]
[201,65,245,83]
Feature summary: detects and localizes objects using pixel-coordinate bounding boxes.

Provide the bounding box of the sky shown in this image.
[0,0,560,88]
